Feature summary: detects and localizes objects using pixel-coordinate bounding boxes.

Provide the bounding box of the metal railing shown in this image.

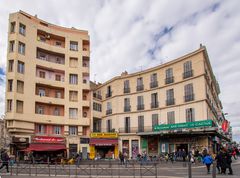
[183,70,193,79]
[136,85,144,91]
[123,87,130,93]
[150,81,158,88]
[0,160,218,178]
[165,77,174,84]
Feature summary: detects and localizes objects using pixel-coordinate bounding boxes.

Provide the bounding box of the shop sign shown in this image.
[154,120,213,131]
[12,137,29,143]
[222,120,229,133]
[90,132,118,138]
[32,136,64,143]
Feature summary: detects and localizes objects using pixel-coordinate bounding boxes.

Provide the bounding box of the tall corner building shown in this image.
[91,46,230,159]
[5,11,91,158]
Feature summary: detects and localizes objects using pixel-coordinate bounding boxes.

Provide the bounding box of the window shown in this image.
[55,91,61,98]
[70,41,78,51]
[106,102,112,115]
[137,77,144,91]
[16,100,23,113]
[9,41,15,52]
[186,108,195,122]
[69,126,77,135]
[69,108,78,119]
[36,124,45,134]
[125,117,130,133]
[124,98,131,112]
[107,119,112,132]
[38,89,45,96]
[69,74,78,84]
[69,58,78,68]
[184,83,194,102]
[166,89,174,105]
[69,91,78,102]
[55,74,61,81]
[138,116,144,132]
[17,80,24,93]
[8,60,14,72]
[151,93,158,108]
[7,100,12,112]
[152,114,158,129]
[165,68,174,84]
[137,96,144,110]
[124,80,130,93]
[19,23,26,35]
[10,22,16,33]
[93,120,101,132]
[55,41,62,46]
[39,71,45,78]
[8,80,13,92]
[53,126,61,135]
[106,85,112,98]
[150,73,158,88]
[83,126,88,135]
[17,61,24,74]
[54,107,60,116]
[167,111,175,124]
[93,102,102,112]
[18,42,25,55]
[36,105,44,114]
[183,61,193,78]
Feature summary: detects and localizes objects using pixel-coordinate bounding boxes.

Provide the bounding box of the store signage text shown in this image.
[154,120,213,131]
[90,132,118,138]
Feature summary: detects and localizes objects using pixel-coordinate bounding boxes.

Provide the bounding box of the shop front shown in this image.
[139,120,224,155]
[24,136,66,163]
[89,133,118,160]
[10,136,29,160]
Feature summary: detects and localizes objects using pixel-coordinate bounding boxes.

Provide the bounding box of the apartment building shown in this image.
[5,11,91,159]
[91,46,230,159]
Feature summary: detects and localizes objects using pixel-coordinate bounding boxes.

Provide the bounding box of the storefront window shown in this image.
[148,137,158,155]
[122,140,129,157]
[131,140,139,159]
[69,144,78,158]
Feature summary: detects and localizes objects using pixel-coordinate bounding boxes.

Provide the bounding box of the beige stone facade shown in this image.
[5,11,91,158]
[91,46,228,159]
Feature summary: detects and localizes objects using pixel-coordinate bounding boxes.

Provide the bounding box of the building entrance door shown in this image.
[176,144,188,153]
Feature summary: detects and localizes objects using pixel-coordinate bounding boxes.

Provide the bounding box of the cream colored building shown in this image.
[91,46,229,159]
[5,11,91,159]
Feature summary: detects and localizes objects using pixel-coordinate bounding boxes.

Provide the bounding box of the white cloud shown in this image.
[0,0,240,141]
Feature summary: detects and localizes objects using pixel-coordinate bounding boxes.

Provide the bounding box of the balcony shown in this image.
[37,47,65,64]
[150,81,158,88]
[93,93,102,100]
[151,102,159,109]
[165,77,174,84]
[136,85,144,91]
[123,87,130,94]
[183,70,193,79]
[166,99,175,106]
[184,94,195,102]
[124,106,131,112]
[137,104,144,111]
[106,109,112,115]
[37,30,65,48]
[106,92,112,98]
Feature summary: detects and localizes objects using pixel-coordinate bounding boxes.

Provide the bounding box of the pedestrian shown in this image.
[123,152,128,165]
[119,151,124,165]
[226,150,233,175]
[215,151,223,174]
[182,149,186,162]
[0,150,10,173]
[202,153,213,174]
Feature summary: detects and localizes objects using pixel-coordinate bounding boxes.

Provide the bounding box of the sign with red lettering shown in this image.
[32,136,64,143]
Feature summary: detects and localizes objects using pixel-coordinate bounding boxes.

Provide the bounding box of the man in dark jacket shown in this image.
[226,150,233,175]
[0,150,10,172]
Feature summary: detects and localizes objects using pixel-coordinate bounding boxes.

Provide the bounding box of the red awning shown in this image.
[24,143,66,152]
[90,138,118,146]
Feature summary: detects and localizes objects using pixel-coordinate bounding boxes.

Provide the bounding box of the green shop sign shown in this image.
[153,120,213,132]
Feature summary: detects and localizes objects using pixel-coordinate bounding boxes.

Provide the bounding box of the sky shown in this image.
[0,0,240,142]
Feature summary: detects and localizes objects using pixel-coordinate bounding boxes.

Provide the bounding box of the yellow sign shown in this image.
[90,132,118,138]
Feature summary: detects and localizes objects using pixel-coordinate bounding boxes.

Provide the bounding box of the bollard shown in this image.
[212,161,216,178]
[188,162,192,178]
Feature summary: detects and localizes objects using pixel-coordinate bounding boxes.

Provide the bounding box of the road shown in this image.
[0,159,240,178]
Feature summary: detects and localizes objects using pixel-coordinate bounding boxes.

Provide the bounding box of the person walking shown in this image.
[0,150,10,173]
[119,151,124,165]
[226,150,233,175]
[215,151,223,174]
[182,149,186,162]
[202,154,213,174]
